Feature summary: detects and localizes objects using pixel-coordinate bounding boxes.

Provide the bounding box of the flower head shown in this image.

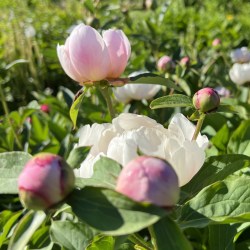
[75,113,208,186]
[229,63,250,85]
[113,71,161,103]
[57,24,130,83]
[18,153,75,210]
[193,87,220,113]
[116,156,180,206]
[157,56,175,72]
[212,38,221,47]
[230,47,250,64]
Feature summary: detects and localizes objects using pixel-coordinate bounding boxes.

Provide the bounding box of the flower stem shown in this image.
[0,81,23,150]
[98,86,116,119]
[192,113,206,141]
[128,233,153,250]
[148,226,158,250]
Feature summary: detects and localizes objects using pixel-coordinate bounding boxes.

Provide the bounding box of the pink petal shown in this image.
[103,29,131,78]
[68,24,111,81]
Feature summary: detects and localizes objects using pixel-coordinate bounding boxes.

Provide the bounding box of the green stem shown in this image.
[192,114,206,141]
[128,233,153,250]
[0,81,23,150]
[148,226,157,250]
[98,86,116,119]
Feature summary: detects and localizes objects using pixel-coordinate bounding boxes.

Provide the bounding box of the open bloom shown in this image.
[116,156,180,206]
[229,63,250,85]
[57,23,131,83]
[113,71,161,103]
[230,47,250,63]
[18,153,75,210]
[75,113,208,186]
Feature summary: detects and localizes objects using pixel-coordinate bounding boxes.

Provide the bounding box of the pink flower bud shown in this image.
[18,153,75,210]
[157,56,175,72]
[57,24,130,84]
[180,56,190,66]
[193,87,220,113]
[116,156,180,207]
[212,38,221,47]
[40,104,50,113]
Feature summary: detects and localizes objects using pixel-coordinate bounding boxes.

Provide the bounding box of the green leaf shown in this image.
[211,124,231,152]
[69,88,85,129]
[75,156,122,189]
[227,120,250,156]
[0,211,23,247]
[86,235,115,250]
[182,154,250,198]
[66,146,90,169]
[8,210,46,250]
[67,187,166,235]
[50,221,97,250]
[182,176,250,227]
[129,73,182,91]
[208,224,237,250]
[150,94,193,109]
[216,104,241,114]
[0,151,32,194]
[151,216,192,250]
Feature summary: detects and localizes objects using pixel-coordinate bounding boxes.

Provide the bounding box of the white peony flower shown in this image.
[75,113,209,186]
[230,47,250,63]
[229,63,250,85]
[113,71,161,103]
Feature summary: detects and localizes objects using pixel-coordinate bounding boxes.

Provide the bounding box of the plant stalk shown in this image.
[98,86,116,119]
[0,81,23,150]
[128,233,153,250]
[192,113,206,141]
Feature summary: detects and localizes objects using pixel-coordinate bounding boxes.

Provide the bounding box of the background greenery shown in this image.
[0,0,250,249]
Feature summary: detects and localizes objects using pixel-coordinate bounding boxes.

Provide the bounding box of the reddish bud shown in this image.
[193,87,220,113]
[18,153,75,210]
[40,104,50,113]
[157,56,175,72]
[116,156,180,207]
[180,56,190,66]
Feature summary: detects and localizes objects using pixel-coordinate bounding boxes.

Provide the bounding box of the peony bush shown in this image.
[0,2,250,250]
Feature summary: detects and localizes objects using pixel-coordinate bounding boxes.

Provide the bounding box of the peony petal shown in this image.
[68,24,111,81]
[103,29,131,78]
[113,85,132,103]
[57,44,87,83]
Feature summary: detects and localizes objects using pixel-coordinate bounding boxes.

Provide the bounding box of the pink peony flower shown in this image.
[18,153,75,210]
[40,104,50,113]
[116,156,180,206]
[57,24,131,84]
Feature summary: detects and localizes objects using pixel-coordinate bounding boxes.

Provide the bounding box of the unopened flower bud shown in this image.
[157,56,175,72]
[116,156,180,207]
[40,104,50,113]
[180,56,190,66]
[212,38,221,47]
[193,87,220,113]
[18,153,75,210]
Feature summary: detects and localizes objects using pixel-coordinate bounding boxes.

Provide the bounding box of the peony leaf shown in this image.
[150,94,193,109]
[179,176,250,229]
[86,235,115,250]
[152,216,192,250]
[67,187,166,235]
[69,88,86,129]
[0,151,32,194]
[8,210,46,250]
[182,154,250,198]
[75,157,122,189]
[50,221,97,250]
[129,72,182,91]
[227,120,250,156]
[67,146,91,169]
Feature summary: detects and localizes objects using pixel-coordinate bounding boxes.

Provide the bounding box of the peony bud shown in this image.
[40,104,50,113]
[230,47,250,64]
[116,156,180,207]
[180,56,190,66]
[193,87,220,113]
[57,23,130,84]
[212,38,221,47]
[157,56,175,72]
[18,153,75,210]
